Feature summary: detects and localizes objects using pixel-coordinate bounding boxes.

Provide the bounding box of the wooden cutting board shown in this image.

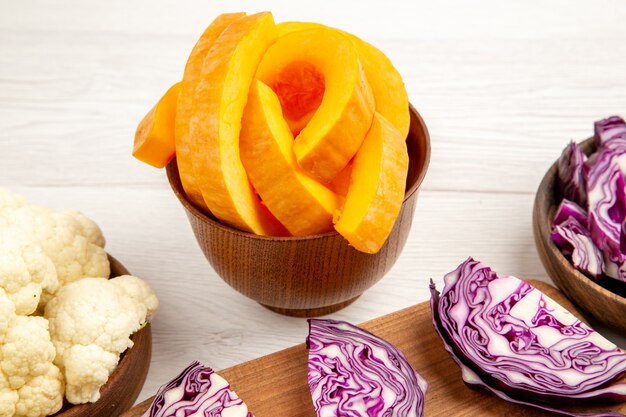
[123,280,626,417]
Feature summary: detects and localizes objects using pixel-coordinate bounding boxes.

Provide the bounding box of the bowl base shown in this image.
[261,296,360,317]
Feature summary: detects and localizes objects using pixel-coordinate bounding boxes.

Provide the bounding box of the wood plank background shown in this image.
[1,0,625,409]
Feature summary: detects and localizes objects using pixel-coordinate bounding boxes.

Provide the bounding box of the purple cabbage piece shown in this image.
[430,258,626,417]
[307,319,427,417]
[551,217,589,255]
[587,152,626,262]
[552,221,604,279]
[603,217,626,282]
[551,200,603,279]
[553,199,589,228]
[558,141,588,207]
[143,361,253,417]
[595,116,626,146]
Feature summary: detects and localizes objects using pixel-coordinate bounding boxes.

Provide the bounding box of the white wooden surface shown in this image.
[1,0,626,407]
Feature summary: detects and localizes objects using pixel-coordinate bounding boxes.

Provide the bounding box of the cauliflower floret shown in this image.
[2,316,58,389]
[63,345,119,404]
[14,364,64,417]
[45,275,158,404]
[0,205,110,303]
[0,292,18,417]
[0,371,18,417]
[0,290,64,417]
[0,188,27,211]
[0,226,58,315]
[62,210,106,247]
[111,275,159,321]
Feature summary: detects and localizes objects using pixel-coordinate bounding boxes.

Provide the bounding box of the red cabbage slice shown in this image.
[551,200,603,279]
[587,152,626,263]
[143,361,253,417]
[558,141,588,207]
[595,116,626,146]
[553,199,589,228]
[430,258,626,417]
[307,319,427,417]
[603,255,626,283]
[552,221,604,279]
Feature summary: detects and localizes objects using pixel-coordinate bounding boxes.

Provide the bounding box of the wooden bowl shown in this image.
[167,105,431,317]
[533,136,626,334]
[52,255,152,417]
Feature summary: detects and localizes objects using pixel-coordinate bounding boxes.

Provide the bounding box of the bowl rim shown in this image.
[534,135,626,305]
[166,104,431,242]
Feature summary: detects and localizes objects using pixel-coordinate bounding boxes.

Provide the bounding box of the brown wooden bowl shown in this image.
[166,105,431,317]
[533,136,626,334]
[52,255,152,417]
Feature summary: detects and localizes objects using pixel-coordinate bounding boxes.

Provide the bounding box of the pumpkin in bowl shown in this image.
[132,11,416,255]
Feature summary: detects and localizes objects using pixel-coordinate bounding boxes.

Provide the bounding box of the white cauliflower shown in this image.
[0,289,64,417]
[64,210,106,247]
[0,189,27,211]
[0,205,110,302]
[0,226,58,315]
[45,275,158,404]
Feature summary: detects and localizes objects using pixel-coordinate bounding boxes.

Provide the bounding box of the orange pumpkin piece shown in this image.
[278,22,409,138]
[327,161,353,197]
[133,82,181,168]
[189,12,287,235]
[241,80,342,236]
[334,113,409,254]
[256,27,375,183]
[175,12,246,210]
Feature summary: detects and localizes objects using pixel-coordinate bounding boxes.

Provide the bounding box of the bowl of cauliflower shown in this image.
[0,188,159,417]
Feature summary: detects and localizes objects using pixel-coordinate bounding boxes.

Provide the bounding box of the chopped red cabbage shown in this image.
[552,220,604,279]
[553,199,589,228]
[552,116,626,285]
[595,116,626,146]
[557,141,588,207]
[587,152,626,262]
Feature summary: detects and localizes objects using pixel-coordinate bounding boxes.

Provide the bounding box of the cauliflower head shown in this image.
[0,205,110,302]
[45,275,158,404]
[0,226,58,315]
[0,289,64,417]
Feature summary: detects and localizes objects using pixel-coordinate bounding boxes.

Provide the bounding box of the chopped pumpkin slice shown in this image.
[133,82,181,168]
[278,22,409,138]
[175,12,246,210]
[189,12,287,235]
[334,113,409,254]
[241,80,342,236]
[256,27,375,182]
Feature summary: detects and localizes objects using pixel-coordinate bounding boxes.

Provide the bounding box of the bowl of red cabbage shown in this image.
[533,115,626,334]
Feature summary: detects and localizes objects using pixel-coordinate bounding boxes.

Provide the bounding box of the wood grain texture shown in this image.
[123,280,626,417]
[533,136,626,334]
[54,256,152,417]
[165,107,430,316]
[1,0,626,407]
